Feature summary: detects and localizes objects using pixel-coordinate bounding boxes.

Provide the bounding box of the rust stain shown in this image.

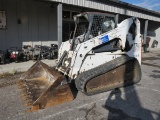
[86,59,140,94]
[17,61,74,112]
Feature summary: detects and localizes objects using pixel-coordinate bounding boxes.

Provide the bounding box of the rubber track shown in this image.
[75,55,141,95]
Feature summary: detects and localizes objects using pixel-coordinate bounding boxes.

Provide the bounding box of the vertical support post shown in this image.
[28,0,32,47]
[143,20,148,52]
[115,14,119,28]
[57,3,62,49]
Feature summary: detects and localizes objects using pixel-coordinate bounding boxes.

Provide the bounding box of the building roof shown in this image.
[48,0,160,22]
[100,0,160,17]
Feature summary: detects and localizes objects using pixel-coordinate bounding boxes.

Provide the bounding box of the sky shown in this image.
[121,0,160,10]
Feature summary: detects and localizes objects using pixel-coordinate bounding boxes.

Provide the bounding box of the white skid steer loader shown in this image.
[17,12,142,112]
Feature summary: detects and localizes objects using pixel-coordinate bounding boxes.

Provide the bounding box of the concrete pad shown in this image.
[0,50,160,120]
[0,59,57,75]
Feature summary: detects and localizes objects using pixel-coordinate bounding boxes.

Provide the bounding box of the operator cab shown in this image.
[73,12,116,40]
[71,12,116,50]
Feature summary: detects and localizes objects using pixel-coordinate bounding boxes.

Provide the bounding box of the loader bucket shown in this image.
[17,61,74,112]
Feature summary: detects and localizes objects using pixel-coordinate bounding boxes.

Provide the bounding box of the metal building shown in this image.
[0,0,160,51]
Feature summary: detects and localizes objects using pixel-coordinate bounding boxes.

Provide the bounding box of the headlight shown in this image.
[16,51,18,54]
[12,51,15,54]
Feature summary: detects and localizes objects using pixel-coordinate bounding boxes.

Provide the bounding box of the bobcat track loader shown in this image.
[17,12,142,112]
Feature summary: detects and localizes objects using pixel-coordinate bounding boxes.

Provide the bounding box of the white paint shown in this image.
[80,54,121,73]
[58,17,141,78]
[155,27,160,48]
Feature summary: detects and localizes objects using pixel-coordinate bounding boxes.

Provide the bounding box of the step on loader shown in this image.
[17,12,142,112]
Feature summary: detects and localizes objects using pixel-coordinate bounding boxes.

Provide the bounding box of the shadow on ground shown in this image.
[103,58,160,120]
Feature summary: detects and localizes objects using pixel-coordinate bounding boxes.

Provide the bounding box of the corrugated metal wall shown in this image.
[51,0,160,22]
[0,0,160,51]
[0,0,57,51]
